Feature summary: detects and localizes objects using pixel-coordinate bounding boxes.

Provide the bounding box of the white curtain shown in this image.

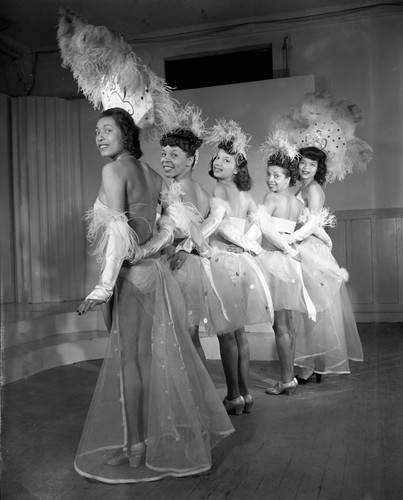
[11,96,86,303]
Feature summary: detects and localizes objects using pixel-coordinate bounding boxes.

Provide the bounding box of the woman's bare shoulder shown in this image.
[212,183,227,199]
[305,181,325,206]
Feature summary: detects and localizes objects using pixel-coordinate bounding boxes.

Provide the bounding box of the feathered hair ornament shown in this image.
[163,104,206,139]
[205,119,251,159]
[259,130,299,163]
[57,9,177,139]
[276,90,373,183]
[160,104,206,161]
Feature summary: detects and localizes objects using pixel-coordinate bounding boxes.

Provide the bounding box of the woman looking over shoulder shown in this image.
[137,106,231,364]
[75,108,234,484]
[59,9,233,484]
[189,120,273,415]
[251,133,317,396]
[286,146,364,381]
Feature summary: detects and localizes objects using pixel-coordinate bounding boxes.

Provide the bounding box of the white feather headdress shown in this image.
[205,119,251,158]
[162,103,206,140]
[57,9,177,139]
[276,90,373,182]
[260,130,299,163]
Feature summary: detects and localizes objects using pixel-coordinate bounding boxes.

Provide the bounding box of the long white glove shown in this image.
[85,206,139,302]
[217,218,262,255]
[160,182,211,257]
[134,214,175,260]
[251,206,300,260]
[178,197,262,255]
[176,197,228,254]
[313,226,333,249]
[285,208,336,247]
[166,199,212,257]
[244,221,262,242]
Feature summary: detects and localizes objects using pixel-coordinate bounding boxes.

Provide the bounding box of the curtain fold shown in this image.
[11,96,86,303]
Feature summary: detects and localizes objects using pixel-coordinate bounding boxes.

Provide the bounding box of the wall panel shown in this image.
[350,218,373,304]
[331,208,403,321]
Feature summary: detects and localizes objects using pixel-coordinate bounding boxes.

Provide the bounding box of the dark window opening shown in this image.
[165,45,273,91]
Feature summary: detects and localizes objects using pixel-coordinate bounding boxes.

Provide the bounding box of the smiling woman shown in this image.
[74,104,235,485]
[54,9,235,484]
[95,108,143,162]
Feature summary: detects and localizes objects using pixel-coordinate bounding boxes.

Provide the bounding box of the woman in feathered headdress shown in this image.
[134,104,233,363]
[276,91,367,382]
[61,10,234,484]
[284,144,364,382]
[180,118,273,416]
[250,131,319,395]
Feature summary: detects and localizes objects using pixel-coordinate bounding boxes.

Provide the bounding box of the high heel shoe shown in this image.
[223,395,245,415]
[265,378,298,396]
[243,394,253,413]
[104,447,129,466]
[128,442,146,468]
[104,442,145,468]
[296,372,323,384]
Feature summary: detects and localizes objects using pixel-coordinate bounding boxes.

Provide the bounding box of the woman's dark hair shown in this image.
[208,141,252,191]
[99,108,143,159]
[298,146,327,186]
[160,128,203,167]
[266,153,299,187]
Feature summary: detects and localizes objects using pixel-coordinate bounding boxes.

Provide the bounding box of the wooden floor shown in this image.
[2,323,403,500]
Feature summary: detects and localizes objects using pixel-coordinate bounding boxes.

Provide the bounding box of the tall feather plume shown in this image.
[142,71,180,140]
[205,119,251,158]
[57,9,177,137]
[57,9,142,107]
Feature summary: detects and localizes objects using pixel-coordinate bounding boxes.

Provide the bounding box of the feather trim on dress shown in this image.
[84,203,139,268]
[161,182,204,236]
[298,207,337,228]
[210,196,232,215]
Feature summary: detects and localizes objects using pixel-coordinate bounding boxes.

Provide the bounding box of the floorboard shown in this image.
[1,323,403,500]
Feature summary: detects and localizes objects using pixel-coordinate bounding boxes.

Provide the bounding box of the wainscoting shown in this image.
[330,207,403,322]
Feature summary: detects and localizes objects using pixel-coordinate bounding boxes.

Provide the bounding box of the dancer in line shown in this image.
[288,146,364,379]
[275,91,371,380]
[252,132,317,395]
[59,10,234,483]
[136,105,230,365]
[180,119,273,414]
